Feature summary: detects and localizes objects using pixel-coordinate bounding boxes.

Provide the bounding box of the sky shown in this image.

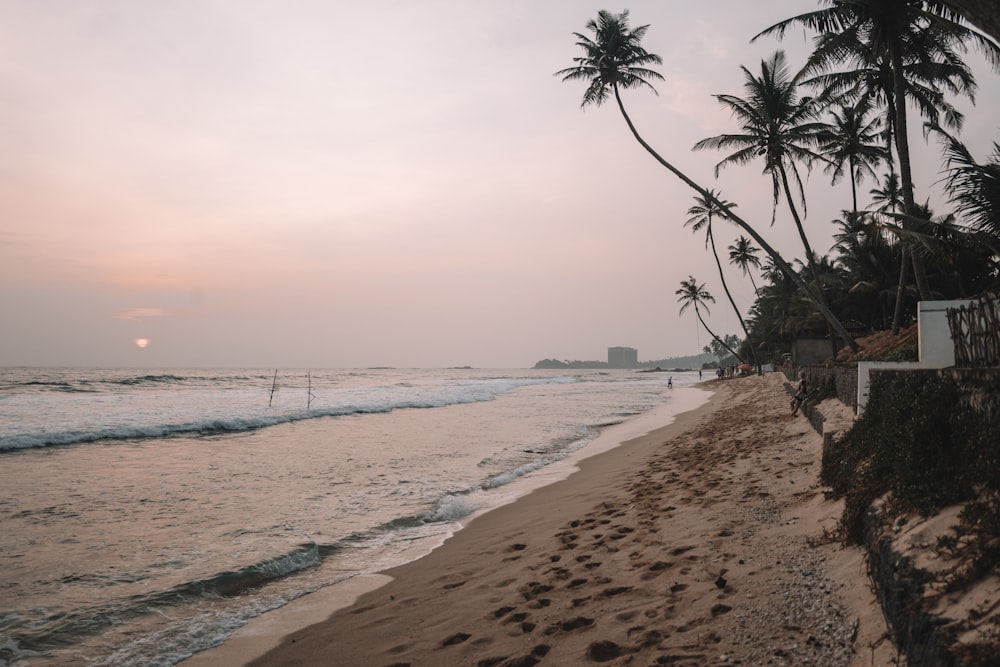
[2,1,998,368]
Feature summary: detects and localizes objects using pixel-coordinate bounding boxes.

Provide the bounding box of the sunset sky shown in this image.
[2,1,998,368]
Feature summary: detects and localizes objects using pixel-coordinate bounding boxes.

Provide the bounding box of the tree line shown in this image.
[557,2,1000,364]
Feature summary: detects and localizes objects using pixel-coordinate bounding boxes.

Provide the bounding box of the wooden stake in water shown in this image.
[268,370,278,408]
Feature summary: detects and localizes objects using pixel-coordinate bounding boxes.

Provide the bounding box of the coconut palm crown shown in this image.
[554,10,664,108]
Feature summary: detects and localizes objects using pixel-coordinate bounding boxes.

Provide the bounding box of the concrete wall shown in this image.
[857,361,918,415]
[856,300,971,415]
[917,299,969,368]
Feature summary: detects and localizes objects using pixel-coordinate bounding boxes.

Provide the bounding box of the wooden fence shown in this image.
[947,293,1000,368]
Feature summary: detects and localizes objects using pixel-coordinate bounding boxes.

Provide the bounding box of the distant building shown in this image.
[608,346,638,369]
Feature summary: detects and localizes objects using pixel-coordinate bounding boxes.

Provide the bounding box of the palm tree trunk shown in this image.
[891,244,910,334]
[611,85,859,352]
[777,162,821,283]
[849,155,858,213]
[695,305,742,363]
[707,221,760,370]
[778,162,839,358]
[889,39,933,301]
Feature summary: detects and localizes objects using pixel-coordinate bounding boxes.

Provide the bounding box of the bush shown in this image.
[823,371,990,542]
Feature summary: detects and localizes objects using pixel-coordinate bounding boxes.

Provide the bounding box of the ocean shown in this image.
[0,367,703,666]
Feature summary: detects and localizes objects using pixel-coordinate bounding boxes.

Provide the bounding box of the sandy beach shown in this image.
[196,373,895,666]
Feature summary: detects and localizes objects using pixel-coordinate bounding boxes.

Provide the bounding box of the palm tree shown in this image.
[675,277,742,362]
[869,170,903,214]
[757,0,1000,302]
[936,1,1000,43]
[556,10,859,351]
[931,124,1000,240]
[692,51,829,283]
[869,170,911,333]
[728,236,763,295]
[819,101,888,212]
[693,50,841,358]
[685,191,760,369]
[830,210,898,329]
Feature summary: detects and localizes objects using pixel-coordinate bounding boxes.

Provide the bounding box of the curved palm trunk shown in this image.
[889,40,933,302]
[694,304,742,363]
[778,164,840,357]
[610,85,859,352]
[707,220,760,370]
[738,256,761,295]
[777,162,824,291]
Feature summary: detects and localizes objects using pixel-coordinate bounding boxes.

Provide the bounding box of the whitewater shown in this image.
[0,367,699,666]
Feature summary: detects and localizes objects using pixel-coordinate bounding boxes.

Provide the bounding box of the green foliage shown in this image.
[823,372,988,542]
[826,369,1000,592]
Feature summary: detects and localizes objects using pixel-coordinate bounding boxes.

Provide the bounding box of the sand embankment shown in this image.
[208,373,896,665]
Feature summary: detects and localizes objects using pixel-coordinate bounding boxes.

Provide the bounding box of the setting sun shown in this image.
[134,338,150,348]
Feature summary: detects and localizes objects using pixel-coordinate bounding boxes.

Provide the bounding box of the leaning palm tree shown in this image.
[693,50,829,284]
[728,236,763,295]
[556,11,858,351]
[675,276,742,362]
[819,101,888,212]
[685,191,760,369]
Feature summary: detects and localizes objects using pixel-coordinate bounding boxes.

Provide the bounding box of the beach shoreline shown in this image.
[183,385,711,666]
[192,373,894,666]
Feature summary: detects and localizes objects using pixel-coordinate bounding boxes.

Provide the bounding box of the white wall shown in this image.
[855,300,970,415]
[918,300,969,368]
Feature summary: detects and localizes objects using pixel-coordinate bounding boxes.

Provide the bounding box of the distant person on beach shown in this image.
[790,371,807,415]
[699,370,702,380]
[667,377,673,388]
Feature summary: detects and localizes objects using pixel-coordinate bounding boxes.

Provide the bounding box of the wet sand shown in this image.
[203,373,895,666]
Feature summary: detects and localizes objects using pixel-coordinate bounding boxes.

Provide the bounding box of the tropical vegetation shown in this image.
[558,4,1000,364]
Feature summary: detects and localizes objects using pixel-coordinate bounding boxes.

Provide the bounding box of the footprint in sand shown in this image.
[441,632,471,646]
[492,606,515,618]
[545,616,594,634]
[586,640,623,661]
[521,582,554,600]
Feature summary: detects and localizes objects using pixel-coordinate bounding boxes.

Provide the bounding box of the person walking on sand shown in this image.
[790,371,808,415]
[667,376,673,388]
